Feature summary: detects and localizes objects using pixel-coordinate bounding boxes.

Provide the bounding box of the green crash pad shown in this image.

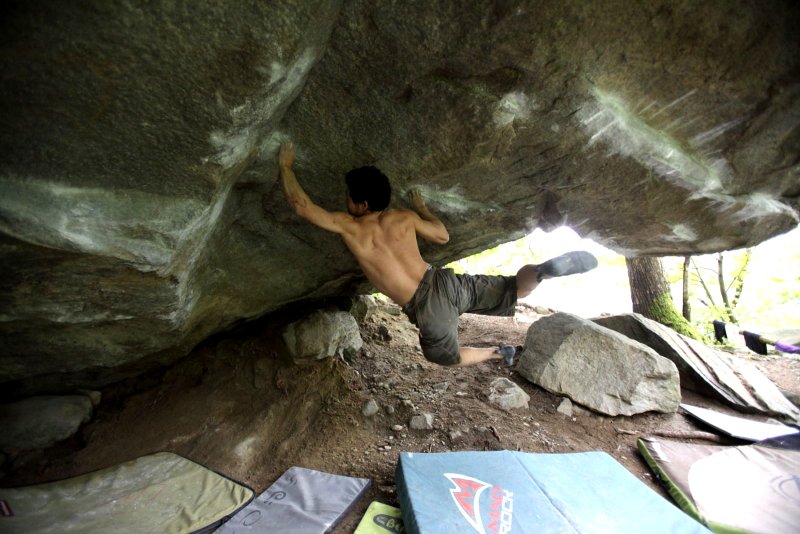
[638,436,800,534]
[355,501,405,534]
[0,452,253,533]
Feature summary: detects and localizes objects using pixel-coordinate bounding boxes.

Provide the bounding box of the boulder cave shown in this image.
[1,0,799,396]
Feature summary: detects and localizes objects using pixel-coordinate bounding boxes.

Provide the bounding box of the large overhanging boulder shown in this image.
[1,1,798,393]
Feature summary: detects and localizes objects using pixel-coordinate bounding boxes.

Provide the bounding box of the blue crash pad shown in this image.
[396,450,710,534]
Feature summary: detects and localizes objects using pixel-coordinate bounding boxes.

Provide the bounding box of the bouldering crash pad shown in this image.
[216,466,370,533]
[354,501,405,534]
[395,450,710,533]
[681,403,799,442]
[638,436,800,534]
[0,452,253,534]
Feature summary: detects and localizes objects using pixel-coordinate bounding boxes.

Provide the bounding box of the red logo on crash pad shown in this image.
[444,473,514,533]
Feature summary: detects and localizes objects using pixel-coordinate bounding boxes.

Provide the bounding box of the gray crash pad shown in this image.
[681,403,799,442]
[216,466,370,533]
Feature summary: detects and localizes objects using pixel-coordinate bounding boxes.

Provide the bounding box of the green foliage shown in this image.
[664,238,799,332]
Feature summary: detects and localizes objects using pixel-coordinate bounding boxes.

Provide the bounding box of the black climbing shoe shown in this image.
[497,345,523,367]
[535,251,598,281]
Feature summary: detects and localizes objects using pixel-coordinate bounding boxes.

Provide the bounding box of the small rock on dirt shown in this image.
[350,295,380,324]
[377,324,392,341]
[433,381,450,393]
[410,413,434,430]
[488,377,530,411]
[362,399,380,417]
[557,397,574,417]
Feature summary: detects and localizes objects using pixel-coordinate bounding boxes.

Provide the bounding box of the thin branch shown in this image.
[691,258,717,307]
[726,248,752,293]
[693,266,720,275]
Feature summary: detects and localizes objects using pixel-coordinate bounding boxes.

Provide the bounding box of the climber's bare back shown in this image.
[335,208,437,305]
[278,142,448,305]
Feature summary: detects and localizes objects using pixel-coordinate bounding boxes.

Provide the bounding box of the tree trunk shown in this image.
[717,253,737,323]
[626,256,702,340]
[682,256,691,321]
[627,256,670,313]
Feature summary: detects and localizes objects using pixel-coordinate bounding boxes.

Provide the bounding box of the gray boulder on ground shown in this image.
[594,313,800,421]
[0,396,93,451]
[488,377,530,411]
[516,313,681,416]
[282,310,363,364]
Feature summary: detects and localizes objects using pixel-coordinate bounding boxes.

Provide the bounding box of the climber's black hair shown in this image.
[345,166,391,211]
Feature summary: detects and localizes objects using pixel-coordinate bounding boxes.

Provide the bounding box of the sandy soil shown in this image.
[2,302,799,533]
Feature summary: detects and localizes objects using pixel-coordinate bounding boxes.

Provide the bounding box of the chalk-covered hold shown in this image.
[283,310,363,364]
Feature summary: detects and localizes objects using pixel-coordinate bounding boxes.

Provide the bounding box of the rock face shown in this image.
[517,313,681,416]
[0,396,93,451]
[1,1,799,392]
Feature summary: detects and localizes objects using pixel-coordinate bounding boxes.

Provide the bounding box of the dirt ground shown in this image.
[3,302,799,533]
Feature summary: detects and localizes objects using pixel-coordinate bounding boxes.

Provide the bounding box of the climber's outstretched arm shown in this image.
[408,189,449,244]
[278,143,350,234]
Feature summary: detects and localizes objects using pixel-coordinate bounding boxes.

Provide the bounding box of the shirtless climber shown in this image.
[278,143,597,367]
